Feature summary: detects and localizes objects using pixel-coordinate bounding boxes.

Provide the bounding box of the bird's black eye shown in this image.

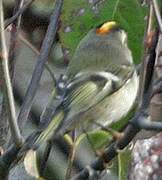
[112,26,122,32]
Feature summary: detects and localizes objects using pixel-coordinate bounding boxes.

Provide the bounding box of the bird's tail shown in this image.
[34,111,64,147]
[18,110,64,157]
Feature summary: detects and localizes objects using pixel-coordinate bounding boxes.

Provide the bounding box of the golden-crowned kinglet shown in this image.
[22,21,139,149]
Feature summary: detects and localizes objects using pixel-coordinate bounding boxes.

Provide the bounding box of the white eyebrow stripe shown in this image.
[66,71,120,90]
[75,71,120,81]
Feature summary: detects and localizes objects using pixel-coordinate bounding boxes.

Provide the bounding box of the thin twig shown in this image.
[8,0,24,82]
[4,0,35,29]
[138,2,155,107]
[138,117,162,130]
[17,0,63,129]
[18,34,56,85]
[147,3,154,35]
[66,139,76,180]
[72,112,144,180]
[140,29,159,108]
[40,141,52,176]
[6,0,25,147]
[0,1,23,146]
[151,0,162,32]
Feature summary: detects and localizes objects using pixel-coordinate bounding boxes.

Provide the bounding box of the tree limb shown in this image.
[17,0,63,132]
[0,0,23,147]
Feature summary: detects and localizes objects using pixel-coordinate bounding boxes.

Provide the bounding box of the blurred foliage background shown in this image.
[4,0,147,64]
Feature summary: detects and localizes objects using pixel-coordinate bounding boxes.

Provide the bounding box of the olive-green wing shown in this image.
[55,67,134,134]
[19,66,134,151]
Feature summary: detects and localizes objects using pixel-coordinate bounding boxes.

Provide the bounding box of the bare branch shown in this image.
[0,1,23,146]
[137,117,162,130]
[8,0,25,82]
[72,112,144,180]
[138,2,156,107]
[39,141,52,176]
[17,0,63,129]
[147,3,154,35]
[18,34,56,85]
[151,0,162,32]
[66,135,76,180]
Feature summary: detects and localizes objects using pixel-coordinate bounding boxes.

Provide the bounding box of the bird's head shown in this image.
[95,21,127,45]
[67,21,132,78]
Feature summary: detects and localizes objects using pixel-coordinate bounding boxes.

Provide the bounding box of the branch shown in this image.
[72,112,145,180]
[151,0,162,32]
[0,1,23,146]
[8,0,25,82]
[4,0,35,29]
[39,141,52,176]
[140,29,159,108]
[17,0,63,129]
[147,3,154,35]
[138,2,156,107]
[18,33,56,85]
[137,116,162,130]
[148,1,162,122]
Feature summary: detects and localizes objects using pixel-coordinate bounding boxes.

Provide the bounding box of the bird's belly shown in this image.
[80,72,139,131]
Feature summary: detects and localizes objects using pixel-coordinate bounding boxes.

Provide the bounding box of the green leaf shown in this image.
[75,130,112,149]
[63,134,73,146]
[59,0,147,63]
[112,0,147,64]
[24,150,41,179]
[118,147,132,180]
[30,0,147,63]
[110,105,137,131]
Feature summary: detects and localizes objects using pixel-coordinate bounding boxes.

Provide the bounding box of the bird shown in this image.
[21,21,139,150]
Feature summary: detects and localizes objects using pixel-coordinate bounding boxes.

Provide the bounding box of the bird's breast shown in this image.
[78,71,139,131]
